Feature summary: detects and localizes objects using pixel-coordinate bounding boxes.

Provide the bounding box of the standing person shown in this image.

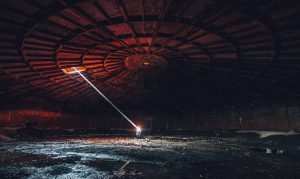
[136,127,142,139]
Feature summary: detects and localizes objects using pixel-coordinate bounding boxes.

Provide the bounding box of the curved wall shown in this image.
[0,105,299,132]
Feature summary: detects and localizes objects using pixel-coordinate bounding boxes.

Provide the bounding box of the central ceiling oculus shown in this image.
[124,54,167,71]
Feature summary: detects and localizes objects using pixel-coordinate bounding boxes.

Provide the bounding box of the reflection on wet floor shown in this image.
[0,134,300,178]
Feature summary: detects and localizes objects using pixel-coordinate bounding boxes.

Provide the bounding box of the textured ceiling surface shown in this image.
[0,0,300,109]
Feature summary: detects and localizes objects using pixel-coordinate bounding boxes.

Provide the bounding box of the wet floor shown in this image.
[0,134,300,179]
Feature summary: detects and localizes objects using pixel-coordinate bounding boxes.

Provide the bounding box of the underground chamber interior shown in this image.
[0,0,300,178]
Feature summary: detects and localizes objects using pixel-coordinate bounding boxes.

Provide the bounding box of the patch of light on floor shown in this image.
[25,163,112,179]
[238,130,298,138]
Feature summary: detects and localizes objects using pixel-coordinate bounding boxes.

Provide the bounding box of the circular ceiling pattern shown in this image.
[0,0,300,109]
[124,54,167,71]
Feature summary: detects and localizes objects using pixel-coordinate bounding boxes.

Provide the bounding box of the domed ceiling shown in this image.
[0,0,300,110]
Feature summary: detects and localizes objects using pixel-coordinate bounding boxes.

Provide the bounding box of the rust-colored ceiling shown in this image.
[0,0,300,110]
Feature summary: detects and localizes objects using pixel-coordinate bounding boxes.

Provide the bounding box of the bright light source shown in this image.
[143,61,151,66]
[136,126,141,133]
[136,126,142,138]
[62,66,86,75]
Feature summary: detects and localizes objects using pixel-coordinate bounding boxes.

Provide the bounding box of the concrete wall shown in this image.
[240,106,290,131]
[159,105,299,132]
[0,108,143,129]
[0,105,299,132]
[0,109,60,128]
[286,106,300,131]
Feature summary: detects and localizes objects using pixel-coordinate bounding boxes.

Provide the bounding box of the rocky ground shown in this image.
[0,131,300,178]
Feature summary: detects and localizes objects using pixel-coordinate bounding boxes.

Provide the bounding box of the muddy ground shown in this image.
[0,131,300,179]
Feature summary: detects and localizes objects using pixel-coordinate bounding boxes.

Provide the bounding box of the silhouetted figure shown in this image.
[136,127,142,139]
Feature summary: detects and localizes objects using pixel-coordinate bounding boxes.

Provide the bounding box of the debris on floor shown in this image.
[0,131,300,178]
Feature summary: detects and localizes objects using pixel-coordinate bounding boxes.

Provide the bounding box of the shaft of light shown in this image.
[120,161,131,170]
[71,67,137,128]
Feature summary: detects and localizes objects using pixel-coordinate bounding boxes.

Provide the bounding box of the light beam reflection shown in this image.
[120,160,131,170]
